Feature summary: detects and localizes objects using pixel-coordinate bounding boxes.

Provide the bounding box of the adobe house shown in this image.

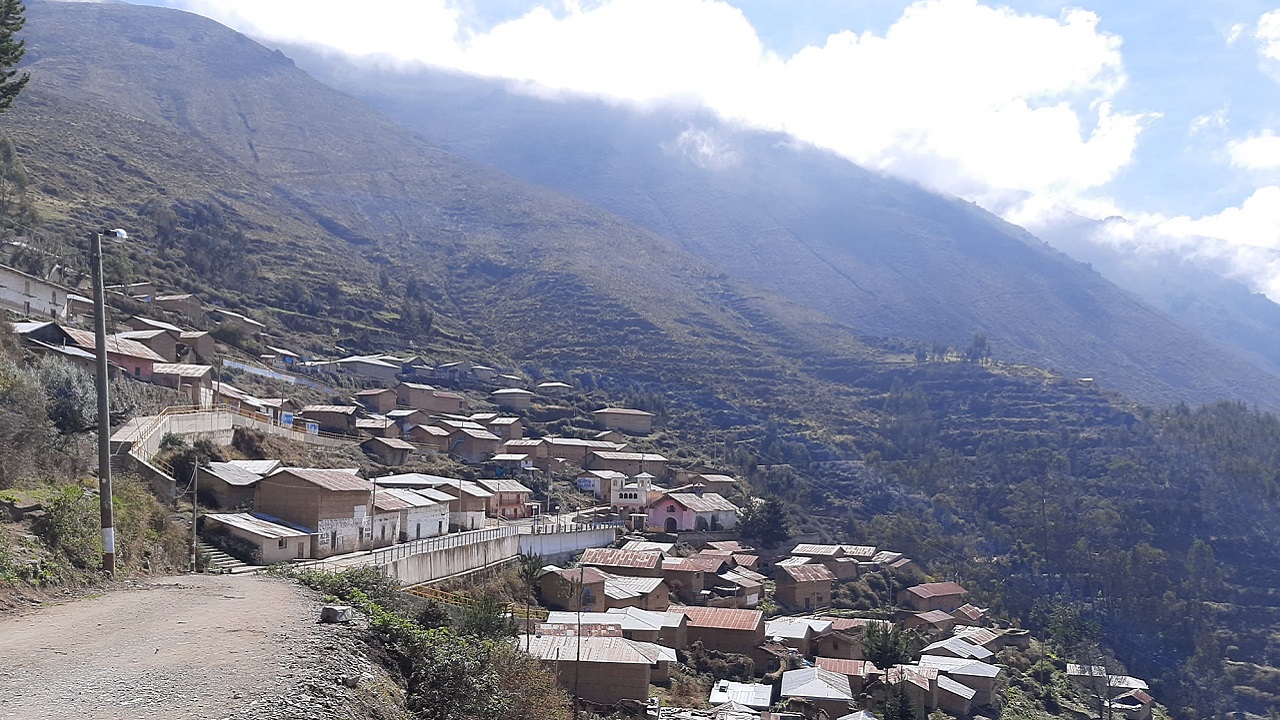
[815,658,881,695]
[670,606,765,657]
[64,327,166,380]
[150,363,213,406]
[546,607,688,649]
[812,628,868,661]
[178,331,215,362]
[153,293,203,318]
[898,581,968,613]
[602,574,670,612]
[904,609,958,633]
[354,388,397,414]
[579,548,664,578]
[396,381,468,413]
[522,635,661,705]
[356,417,400,438]
[539,566,609,611]
[591,407,655,434]
[362,436,415,466]
[485,416,523,441]
[917,655,1002,706]
[252,468,373,558]
[116,328,179,363]
[298,404,359,435]
[779,666,855,719]
[196,461,265,509]
[587,450,668,479]
[447,427,501,463]
[775,563,836,612]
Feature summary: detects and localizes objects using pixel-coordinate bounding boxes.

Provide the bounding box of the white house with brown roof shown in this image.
[252,468,372,558]
[201,512,312,564]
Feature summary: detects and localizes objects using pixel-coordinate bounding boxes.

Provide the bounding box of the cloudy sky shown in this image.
[131,0,1280,297]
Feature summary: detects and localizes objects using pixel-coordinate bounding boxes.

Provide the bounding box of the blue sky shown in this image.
[135,0,1280,297]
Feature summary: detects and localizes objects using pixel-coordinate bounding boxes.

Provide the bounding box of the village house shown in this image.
[1110,689,1154,720]
[546,437,626,466]
[329,355,401,383]
[522,634,667,706]
[922,637,994,662]
[490,387,534,410]
[579,548,665,578]
[648,489,739,533]
[153,293,202,318]
[356,417,399,438]
[475,478,535,519]
[369,491,406,548]
[299,404,359,435]
[150,363,213,405]
[539,566,608,611]
[0,263,71,320]
[917,655,1002,706]
[404,423,450,452]
[1066,664,1151,699]
[264,345,300,370]
[898,581,968,612]
[577,469,628,499]
[105,281,156,299]
[660,557,714,603]
[396,381,467,413]
[601,574,670,612]
[882,665,940,714]
[446,427,501,463]
[375,487,448,541]
[371,473,492,530]
[812,626,869,661]
[775,563,836,612]
[503,438,547,465]
[488,453,534,477]
[591,407,655,434]
[671,606,765,657]
[117,328,179,363]
[200,512,312,564]
[815,658,880,696]
[179,331,215,362]
[197,461,268,509]
[779,667,855,719]
[484,415,523,441]
[536,380,573,395]
[765,617,832,656]
[621,540,675,555]
[63,327,166,380]
[905,610,958,633]
[207,307,266,338]
[252,468,372,559]
[362,436,416,466]
[715,569,764,608]
[354,388,397,414]
[690,473,739,496]
[708,680,775,711]
[544,607,688,649]
[587,450,668,479]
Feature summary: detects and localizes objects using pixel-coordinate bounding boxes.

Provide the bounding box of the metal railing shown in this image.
[368,525,517,565]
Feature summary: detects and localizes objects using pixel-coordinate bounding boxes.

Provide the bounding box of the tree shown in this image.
[965,332,991,364]
[861,621,919,670]
[516,552,544,645]
[0,1,27,113]
[882,680,918,720]
[737,496,791,550]
[459,591,516,639]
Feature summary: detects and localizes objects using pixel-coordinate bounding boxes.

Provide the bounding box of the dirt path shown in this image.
[0,574,404,720]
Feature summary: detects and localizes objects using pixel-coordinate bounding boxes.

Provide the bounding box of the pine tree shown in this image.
[0,1,28,113]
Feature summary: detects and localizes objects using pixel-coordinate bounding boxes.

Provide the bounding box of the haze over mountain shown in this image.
[279,51,1280,410]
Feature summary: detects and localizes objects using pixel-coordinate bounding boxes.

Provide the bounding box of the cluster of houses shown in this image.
[527,541,1157,720]
[198,466,532,562]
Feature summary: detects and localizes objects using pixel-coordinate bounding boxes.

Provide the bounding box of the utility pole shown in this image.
[574,565,583,720]
[189,463,198,572]
[90,230,120,576]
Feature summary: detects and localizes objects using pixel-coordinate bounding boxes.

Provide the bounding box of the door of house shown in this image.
[665,517,678,533]
[296,542,305,559]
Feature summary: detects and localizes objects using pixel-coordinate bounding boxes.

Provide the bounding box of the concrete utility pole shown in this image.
[90,229,126,576]
[189,463,199,572]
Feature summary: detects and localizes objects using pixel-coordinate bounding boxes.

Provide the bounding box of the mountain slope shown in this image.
[8,0,891,430]
[287,56,1280,410]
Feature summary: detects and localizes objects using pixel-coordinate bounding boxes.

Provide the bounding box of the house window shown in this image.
[277,538,287,549]
[416,523,421,539]
[23,280,29,294]
[380,525,386,541]
[133,366,141,377]
[666,504,676,512]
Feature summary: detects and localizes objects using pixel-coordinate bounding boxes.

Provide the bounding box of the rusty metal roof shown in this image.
[580,548,663,569]
[778,563,836,584]
[815,658,880,678]
[672,605,763,632]
[904,581,967,599]
[272,468,370,492]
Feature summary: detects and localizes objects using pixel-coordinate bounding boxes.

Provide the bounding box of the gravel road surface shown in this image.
[0,574,403,720]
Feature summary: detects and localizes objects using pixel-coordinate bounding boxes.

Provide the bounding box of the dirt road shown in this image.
[0,574,403,720]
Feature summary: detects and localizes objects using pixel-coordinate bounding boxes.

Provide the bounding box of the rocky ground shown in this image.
[0,574,408,719]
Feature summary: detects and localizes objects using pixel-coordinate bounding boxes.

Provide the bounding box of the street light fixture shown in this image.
[91,228,127,576]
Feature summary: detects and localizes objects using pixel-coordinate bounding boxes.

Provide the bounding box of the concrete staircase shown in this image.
[196,540,249,574]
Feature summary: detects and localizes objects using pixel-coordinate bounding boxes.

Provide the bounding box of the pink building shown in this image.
[647,490,739,533]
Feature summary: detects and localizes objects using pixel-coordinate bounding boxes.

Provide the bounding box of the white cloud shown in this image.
[153,0,1149,205]
[1228,22,1247,46]
[1159,186,1280,251]
[1258,9,1280,62]
[1229,130,1280,170]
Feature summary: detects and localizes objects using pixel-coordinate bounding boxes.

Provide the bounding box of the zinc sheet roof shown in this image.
[780,667,853,701]
[922,637,994,661]
[841,545,878,559]
[273,468,370,492]
[580,548,663,569]
[592,407,654,417]
[365,436,416,450]
[378,487,443,509]
[521,635,657,664]
[64,328,167,361]
[603,575,665,600]
[779,563,837,583]
[916,655,1000,678]
[622,541,675,554]
[937,675,977,700]
[205,512,311,538]
[672,606,763,632]
[227,459,283,475]
[791,543,846,557]
[475,478,532,494]
[815,658,880,678]
[666,492,737,513]
[204,462,264,487]
[300,404,359,415]
[905,581,967,599]
[593,450,668,462]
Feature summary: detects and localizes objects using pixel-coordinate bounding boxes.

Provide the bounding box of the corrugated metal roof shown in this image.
[592,407,654,417]
[153,363,213,378]
[204,512,312,538]
[815,658,880,678]
[841,545,878,559]
[766,618,832,640]
[779,563,836,584]
[378,487,444,509]
[64,328,167,361]
[364,437,416,450]
[227,459,282,475]
[672,606,763,632]
[791,543,846,557]
[780,667,853,700]
[665,492,737,513]
[603,574,664,600]
[580,548,663,569]
[622,541,674,554]
[922,637,993,660]
[905,581,967,599]
[708,680,773,709]
[272,468,370,492]
[204,462,264,487]
[475,478,532,494]
[592,450,668,462]
[301,404,359,415]
[937,675,977,700]
[521,634,659,664]
[916,655,1000,678]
